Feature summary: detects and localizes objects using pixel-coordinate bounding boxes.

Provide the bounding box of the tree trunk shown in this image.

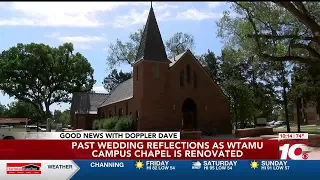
[45,104,51,132]
[281,65,290,133]
[234,103,238,130]
[283,87,290,132]
[296,98,302,133]
[240,118,245,129]
[239,108,245,129]
[252,71,257,127]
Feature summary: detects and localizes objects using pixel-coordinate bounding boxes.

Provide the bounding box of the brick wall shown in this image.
[98,53,232,135]
[72,114,98,130]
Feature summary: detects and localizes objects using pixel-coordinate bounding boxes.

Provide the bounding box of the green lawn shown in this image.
[273,125,320,134]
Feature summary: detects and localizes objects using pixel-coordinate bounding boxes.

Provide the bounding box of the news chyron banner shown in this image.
[0,132,319,180]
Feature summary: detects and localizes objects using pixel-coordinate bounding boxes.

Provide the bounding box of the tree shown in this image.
[198,50,221,83]
[165,32,195,58]
[271,61,293,132]
[53,110,62,123]
[290,63,320,103]
[0,102,7,117]
[103,69,132,92]
[5,101,42,124]
[275,2,320,64]
[217,2,320,132]
[106,28,144,69]
[53,109,71,127]
[60,109,71,126]
[217,2,298,132]
[219,48,260,129]
[220,2,320,65]
[106,27,195,69]
[0,43,95,123]
[289,63,320,131]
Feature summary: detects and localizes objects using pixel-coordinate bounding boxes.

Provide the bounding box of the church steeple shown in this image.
[135,6,169,62]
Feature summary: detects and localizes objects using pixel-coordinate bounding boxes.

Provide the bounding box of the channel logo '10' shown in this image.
[279,140,310,160]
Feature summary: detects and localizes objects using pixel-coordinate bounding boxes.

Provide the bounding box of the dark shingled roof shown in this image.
[100,78,133,107]
[71,92,109,114]
[99,7,174,108]
[135,7,170,63]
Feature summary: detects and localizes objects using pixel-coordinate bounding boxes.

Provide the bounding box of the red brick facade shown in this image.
[73,114,98,130]
[98,52,232,134]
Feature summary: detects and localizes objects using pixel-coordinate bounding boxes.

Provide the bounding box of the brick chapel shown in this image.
[71,6,232,135]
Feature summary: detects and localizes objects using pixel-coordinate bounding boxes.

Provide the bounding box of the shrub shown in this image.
[98,120,104,129]
[103,117,118,130]
[92,120,100,130]
[115,116,134,131]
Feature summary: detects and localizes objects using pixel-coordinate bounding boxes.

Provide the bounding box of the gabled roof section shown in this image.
[89,93,109,111]
[71,92,109,114]
[135,7,170,63]
[168,50,229,100]
[100,78,133,107]
[169,51,188,67]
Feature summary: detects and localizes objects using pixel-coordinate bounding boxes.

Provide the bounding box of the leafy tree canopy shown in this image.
[0,102,7,117]
[103,69,132,92]
[106,27,195,69]
[53,109,71,127]
[0,42,95,121]
[5,101,42,124]
[218,2,320,65]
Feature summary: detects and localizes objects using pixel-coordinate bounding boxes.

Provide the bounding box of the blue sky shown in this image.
[0,2,231,112]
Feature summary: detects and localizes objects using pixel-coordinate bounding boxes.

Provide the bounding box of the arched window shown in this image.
[186,64,191,83]
[180,70,184,87]
[193,71,197,88]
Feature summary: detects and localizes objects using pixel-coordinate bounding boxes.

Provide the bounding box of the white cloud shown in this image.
[57,35,105,43]
[0,2,150,27]
[111,3,178,28]
[113,9,171,28]
[207,2,224,9]
[92,86,107,93]
[153,3,179,11]
[47,33,106,50]
[176,9,222,21]
[0,2,219,28]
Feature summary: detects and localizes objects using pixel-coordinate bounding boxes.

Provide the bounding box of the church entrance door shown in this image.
[182,98,197,130]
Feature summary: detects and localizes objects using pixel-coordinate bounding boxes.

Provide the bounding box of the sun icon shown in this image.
[135,161,144,169]
[250,161,259,169]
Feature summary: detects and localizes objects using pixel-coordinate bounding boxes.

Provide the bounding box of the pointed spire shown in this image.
[135,6,169,62]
